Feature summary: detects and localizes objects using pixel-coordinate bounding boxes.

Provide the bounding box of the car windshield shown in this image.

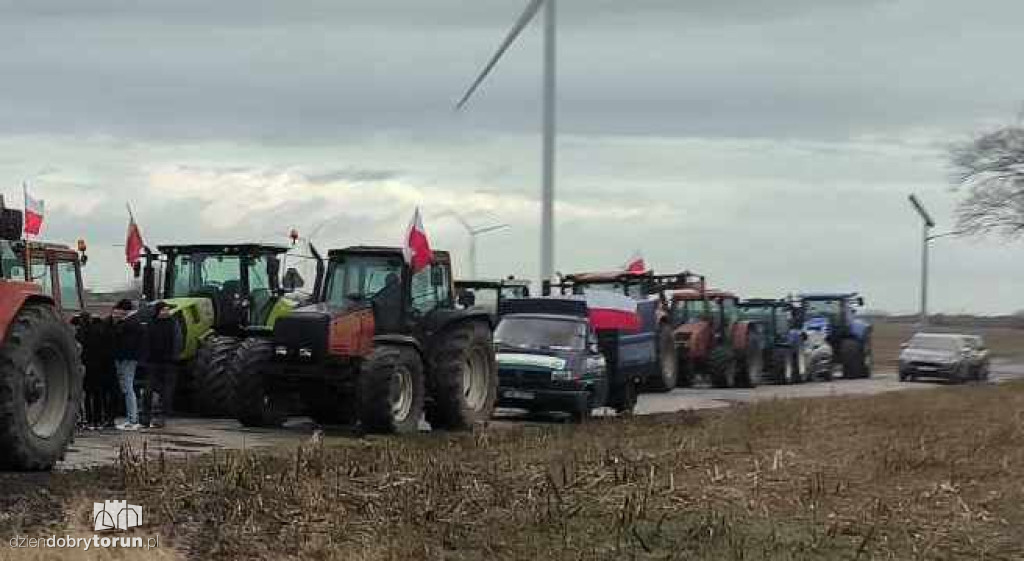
[908,335,961,352]
[168,253,243,298]
[326,254,404,308]
[495,317,585,351]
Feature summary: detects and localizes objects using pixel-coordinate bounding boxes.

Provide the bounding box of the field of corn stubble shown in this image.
[3,377,1024,560]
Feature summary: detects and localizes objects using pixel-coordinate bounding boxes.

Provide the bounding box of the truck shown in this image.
[494,296,639,421]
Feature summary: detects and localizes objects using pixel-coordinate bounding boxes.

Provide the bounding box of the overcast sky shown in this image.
[1,0,1021,313]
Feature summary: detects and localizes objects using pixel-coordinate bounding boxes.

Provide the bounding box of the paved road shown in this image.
[57,360,1024,471]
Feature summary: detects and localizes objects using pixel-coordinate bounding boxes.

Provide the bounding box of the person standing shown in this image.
[76,314,117,429]
[139,301,181,429]
[111,299,143,431]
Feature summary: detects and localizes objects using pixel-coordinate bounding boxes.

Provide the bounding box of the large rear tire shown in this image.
[358,345,424,434]
[772,348,793,384]
[426,321,497,431]
[735,343,763,389]
[840,339,866,379]
[709,346,736,389]
[234,338,285,428]
[608,375,638,415]
[0,304,83,471]
[190,335,240,416]
[647,325,678,392]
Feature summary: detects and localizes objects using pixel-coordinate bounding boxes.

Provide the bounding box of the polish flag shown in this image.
[623,251,646,274]
[403,207,433,273]
[125,211,144,265]
[23,186,44,236]
[581,291,641,332]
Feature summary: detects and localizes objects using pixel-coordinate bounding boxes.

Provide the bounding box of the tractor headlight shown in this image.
[298,348,313,359]
[551,369,574,381]
[275,346,289,357]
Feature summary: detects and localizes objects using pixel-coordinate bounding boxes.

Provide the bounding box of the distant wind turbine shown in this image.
[456,0,557,290]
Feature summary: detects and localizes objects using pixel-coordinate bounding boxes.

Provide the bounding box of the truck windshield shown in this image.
[168,253,243,298]
[495,317,585,351]
[326,254,404,308]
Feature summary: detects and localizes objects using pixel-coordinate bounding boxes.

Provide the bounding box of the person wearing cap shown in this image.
[110,299,143,431]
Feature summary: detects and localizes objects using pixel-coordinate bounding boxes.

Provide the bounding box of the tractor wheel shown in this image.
[190,335,240,417]
[840,339,866,379]
[676,350,694,388]
[709,346,736,389]
[0,303,83,471]
[303,388,357,426]
[793,349,808,383]
[735,344,763,389]
[608,376,638,415]
[772,348,793,384]
[358,344,424,434]
[426,321,497,431]
[234,338,285,428]
[647,325,678,392]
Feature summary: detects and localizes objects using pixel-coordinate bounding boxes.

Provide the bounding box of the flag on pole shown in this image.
[403,207,433,273]
[125,204,144,265]
[623,251,646,274]
[23,183,44,236]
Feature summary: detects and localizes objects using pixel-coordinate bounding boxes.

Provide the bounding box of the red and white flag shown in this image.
[403,207,433,273]
[23,184,44,236]
[125,207,145,265]
[581,291,641,332]
[623,251,646,274]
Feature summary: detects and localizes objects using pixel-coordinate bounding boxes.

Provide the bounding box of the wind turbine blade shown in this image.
[471,223,510,235]
[455,0,544,110]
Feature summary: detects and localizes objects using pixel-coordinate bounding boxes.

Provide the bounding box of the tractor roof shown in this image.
[798,292,860,300]
[560,270,651,283]
[328,246,451,261]
[671,288,736,301]
[456,278,531,289]
[157,243,290,255]
[740,298,789,307]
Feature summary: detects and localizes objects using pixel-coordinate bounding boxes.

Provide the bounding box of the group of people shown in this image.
[76,299,178,431]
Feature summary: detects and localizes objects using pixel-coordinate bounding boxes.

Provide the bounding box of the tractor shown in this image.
[0,207,87,470]
[554,270,676,393]
[232,246,498,434]
[793,292,872,379]
[738,298,807,384]
[136,243,314,415]
[454,277,531,320]
[666,286,763,388]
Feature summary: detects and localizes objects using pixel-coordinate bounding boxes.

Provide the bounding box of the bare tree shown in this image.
[950,125,1024,236]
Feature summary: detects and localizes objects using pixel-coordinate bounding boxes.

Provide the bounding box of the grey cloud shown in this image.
[304,168,403,185]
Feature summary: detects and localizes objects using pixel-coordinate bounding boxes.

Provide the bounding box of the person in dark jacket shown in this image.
[76,314,119,429]
[111,299,143,431]
[138,301,182,429]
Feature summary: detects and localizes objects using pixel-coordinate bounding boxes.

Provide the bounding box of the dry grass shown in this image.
[5,382,1024,560]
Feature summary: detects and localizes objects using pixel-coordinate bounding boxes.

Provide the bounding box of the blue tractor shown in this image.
[794,293,872,379]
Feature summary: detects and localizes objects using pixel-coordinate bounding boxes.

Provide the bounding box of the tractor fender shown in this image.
[372,334,422,356]
[850,319,871,343]
[673,321,710,361]
[0,282,52,339]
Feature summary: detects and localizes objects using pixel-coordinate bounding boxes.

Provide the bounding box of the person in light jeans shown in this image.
[111,299,143,431]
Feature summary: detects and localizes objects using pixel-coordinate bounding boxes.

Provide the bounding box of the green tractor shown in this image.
[138,244,317,415]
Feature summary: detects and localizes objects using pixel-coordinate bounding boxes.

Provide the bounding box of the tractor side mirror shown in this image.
[282,267,305,291]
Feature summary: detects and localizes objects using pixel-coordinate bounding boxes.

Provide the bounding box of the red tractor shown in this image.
[0,208,87,470]
[666,285,763,388]
[233,246,498,433]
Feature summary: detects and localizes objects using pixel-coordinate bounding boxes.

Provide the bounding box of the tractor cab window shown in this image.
[410,262,451,315]
[326,255,403,309]
[721,298,739,323]
[804,299,841,322]
[247,255,272,293]
[501,285,529,300]
[168,253,243,298]
[56,261,82,311]
[30,258,53,298]
[0,241,24,280]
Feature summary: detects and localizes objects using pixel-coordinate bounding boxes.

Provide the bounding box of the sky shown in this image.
[1,0,1022,313]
